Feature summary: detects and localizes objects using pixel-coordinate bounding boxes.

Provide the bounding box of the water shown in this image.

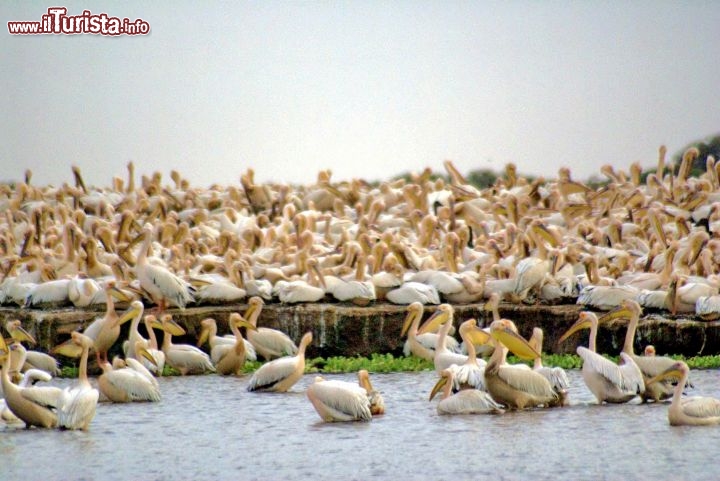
[2,369,719,481]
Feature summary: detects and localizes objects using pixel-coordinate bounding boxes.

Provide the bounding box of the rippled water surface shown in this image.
[2,369,720,481]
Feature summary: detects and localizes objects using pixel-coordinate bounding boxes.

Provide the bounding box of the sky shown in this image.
[2,1,720,190]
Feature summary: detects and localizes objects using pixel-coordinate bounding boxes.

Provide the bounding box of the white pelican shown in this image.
[197,316,257,363]
[243,297,297,361]
[358,369,384,415]
[646,361,720,426]
[205,314,256,376]
[247,331,313,393]
[599,299,688,403]
[401,302,459,361]
[142,314,167,374]
[98,346,161,403]
[132,223,195,311]
[386,281,440,305]
[429,368,504,415]
[53,332,99,430]
[152,315,215,375]
[418,305,468,373]
[306,375,372,422]
[1,368,54,424]
[276,258,326,304]
[23,350,61,377]
[558,311,645,404]
[82,283,134,364]
[576,284,639,311]
[484,319,558,409]
[528,327,570,406]
[0,340,58,428]
[695,294,720,321]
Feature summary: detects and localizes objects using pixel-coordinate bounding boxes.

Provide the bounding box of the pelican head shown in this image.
[489,319,540,360]
[401,302,423,337]
[228,313,257,331]
[645,361,688,386]
[5,319,36,345]
[417,304,452,335]
[150,314,186,336]
[429,369,452,401]
[558,311,596,344]
[197,318,217,346]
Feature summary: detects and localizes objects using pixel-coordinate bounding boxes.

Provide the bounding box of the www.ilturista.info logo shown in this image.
[8,7,150,35]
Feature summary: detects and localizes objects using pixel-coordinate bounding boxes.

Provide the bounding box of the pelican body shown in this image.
[648,361,720,426]
[247,331,313,392]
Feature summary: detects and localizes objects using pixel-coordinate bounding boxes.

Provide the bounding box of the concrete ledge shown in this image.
[2,301,719,359]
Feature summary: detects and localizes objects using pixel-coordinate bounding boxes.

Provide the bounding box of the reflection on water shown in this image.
[2,369,719,480]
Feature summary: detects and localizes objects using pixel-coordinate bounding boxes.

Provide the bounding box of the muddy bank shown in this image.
[2,301,718,360]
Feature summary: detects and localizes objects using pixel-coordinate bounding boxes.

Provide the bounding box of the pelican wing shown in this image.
[57,385,99,430]
[437,389,503,415]
[194,282,246,303]
[104,369,161,402]
[536,366,570,391]
[249,328,298,359]
[682,396,720,418]
[496,364,556,398]
[167,345,215,373]
[20,385,63,409]
[144,263,195,308]
[247,356,297,391]
[24,351,61,376]
[577,348,644,394]
[125,358,160,387]
[307,380,372,422]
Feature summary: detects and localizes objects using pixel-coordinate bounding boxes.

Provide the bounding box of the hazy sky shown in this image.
[3,1,720,189]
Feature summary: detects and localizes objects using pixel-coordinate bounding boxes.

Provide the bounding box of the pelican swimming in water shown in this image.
[484,319,558,409]
[646,361,720,426]
[247,331,313,392]
[306,370,381,422]
[0,338,59,428]
[242,297,297,361]
[53,332,99,430]
[429,368,504,415]
[559,311,645,404]
[202,314,256,376]
[599,299,689,402]
[98,345,161,403]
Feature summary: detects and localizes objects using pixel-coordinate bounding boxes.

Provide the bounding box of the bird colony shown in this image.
[2,144,720,427]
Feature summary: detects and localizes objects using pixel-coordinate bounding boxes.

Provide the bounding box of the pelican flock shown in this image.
[1,151,720,429]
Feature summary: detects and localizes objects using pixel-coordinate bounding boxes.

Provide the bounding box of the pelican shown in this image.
[53,332,99,430]
[1,368,54,424]
[418,305,469,373]
[576,284,639,311]
[528,327,570,406]
[558,311,645,404]
[386,281,440,305]
[23,350,61,377]
[276,258,326,304]
[142,314,166,374]
[205,314,256,376]
[401,302,459,361]
[197,316,257,363]
[98,345,161,403]
[132,223,195,311]
[152,315,215,375]
[247,331,313,392]
[82,283,134,364]
[599,299,688,403]
[429,368,504,415]
[0,339,58,428]
[646,361,720,426]
[306,373,373,422]
[358,369,384,415]
[484,319,558,409]
[242,296,297,360]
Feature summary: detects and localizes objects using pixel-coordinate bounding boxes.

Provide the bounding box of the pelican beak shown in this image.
[358,369,374,392]
[8,324,36,345]
[136,345,158,367]
[597,305,632,324]
[52,337,83,358]
[558,315,592,344]
[429,375,448,401]
[401,308,418,337]
[646,364,684,386]
[417,308,448,335]
[197,326,209,347]
[491,326,540,360]
[233,317,257,331]
[532,222,557,247]
[466,325,492,346]
[162,318,186,336]
[118,304,142,325]
[109,285,132,303]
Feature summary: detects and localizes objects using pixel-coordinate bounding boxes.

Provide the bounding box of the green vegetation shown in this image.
[56,353,720,378]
